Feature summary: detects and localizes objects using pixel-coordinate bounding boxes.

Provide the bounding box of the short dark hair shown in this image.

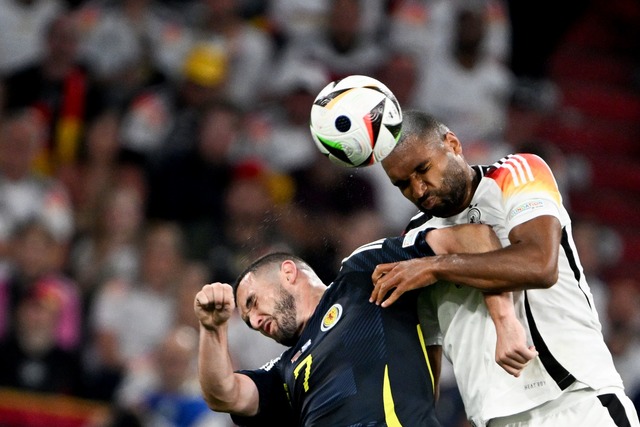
[233,252,307,298]
[397,110,450,147]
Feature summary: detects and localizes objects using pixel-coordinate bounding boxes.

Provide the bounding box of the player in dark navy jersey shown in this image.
[194,223,505,426]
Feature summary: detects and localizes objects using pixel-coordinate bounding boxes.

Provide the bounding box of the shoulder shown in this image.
[402,211,432,235]
[485,153,556,190]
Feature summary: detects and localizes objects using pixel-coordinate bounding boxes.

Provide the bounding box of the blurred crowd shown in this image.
[0,0,638,426]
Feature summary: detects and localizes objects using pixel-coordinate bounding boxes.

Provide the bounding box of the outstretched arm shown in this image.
[194,283,260,416]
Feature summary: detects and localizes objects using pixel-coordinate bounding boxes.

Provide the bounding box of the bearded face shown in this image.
[269,285,299,346]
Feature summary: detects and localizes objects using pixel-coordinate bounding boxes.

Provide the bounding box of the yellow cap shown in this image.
[183,43,227,87]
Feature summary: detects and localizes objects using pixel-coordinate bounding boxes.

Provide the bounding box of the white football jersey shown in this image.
[412,154,623,426]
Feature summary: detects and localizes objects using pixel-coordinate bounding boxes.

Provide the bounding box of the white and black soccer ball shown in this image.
[309,75,402,168]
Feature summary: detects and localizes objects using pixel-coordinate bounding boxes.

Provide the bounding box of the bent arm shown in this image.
[426,216,561,292]
[195,283,260,415]
[198,324,260,415]
[426,223,538,374]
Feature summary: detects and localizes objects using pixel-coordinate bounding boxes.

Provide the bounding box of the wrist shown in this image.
[200,322,222,334]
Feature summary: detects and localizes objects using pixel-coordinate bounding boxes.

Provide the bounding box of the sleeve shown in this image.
[488,154,564,233]
[230,368,296,427]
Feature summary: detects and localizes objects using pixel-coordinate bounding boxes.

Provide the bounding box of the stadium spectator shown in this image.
[69,185,144,300]
[281,154,380,284]
[194,224,517,426]
[66,111,144,235]
[0,108,74,263]
[75,0,192,105]
[118,42,228,168]
[187,0,275,109]
[145,100,244,261]
[84,221,187,400]
[275,0,386,82]
[0,279,83,396]
[410,3,515,165]
[207,159,293,284]
[116,325,230,427]
[0,0,64,76]
[267,0,387,48]
[387,0,510,67]
[1,12,110,181]
[245,60,329,174]
[0,219,82,352]
[372,111,640,426]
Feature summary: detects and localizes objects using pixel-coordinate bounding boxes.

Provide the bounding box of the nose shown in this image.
[409,176,427,199]
[249,312,264,331]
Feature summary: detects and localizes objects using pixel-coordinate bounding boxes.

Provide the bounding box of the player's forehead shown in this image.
[236,274,258,311]
[384,137,434,175]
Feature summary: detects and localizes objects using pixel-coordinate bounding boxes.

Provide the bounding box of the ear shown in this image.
[443,132,462,154]
[280,260,299,285]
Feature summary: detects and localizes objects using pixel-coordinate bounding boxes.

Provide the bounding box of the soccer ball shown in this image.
[309,75,402,168]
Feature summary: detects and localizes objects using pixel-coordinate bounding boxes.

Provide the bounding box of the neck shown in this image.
[465,165,481,205]
[298,283,327,334]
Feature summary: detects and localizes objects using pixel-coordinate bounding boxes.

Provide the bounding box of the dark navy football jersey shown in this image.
[232,230,441,427]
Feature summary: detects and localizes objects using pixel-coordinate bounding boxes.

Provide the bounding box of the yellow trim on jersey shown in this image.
[383,365,403,427]
[417,324,435,392]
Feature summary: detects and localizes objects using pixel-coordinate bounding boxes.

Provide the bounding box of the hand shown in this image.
[194,283,236,331]
[370,258,437,307]
[494,315,538,377]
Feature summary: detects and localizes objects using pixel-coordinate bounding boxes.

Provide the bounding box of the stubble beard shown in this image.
[420,160,469,218]
[272,287,299,347]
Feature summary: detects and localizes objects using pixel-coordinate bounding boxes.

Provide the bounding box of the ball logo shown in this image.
[321,304,343,332]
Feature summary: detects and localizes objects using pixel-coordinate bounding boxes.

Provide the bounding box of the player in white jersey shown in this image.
[371,110,639,427]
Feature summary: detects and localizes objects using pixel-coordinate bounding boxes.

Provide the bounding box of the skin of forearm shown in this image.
[483,292,515,322]
[430,245,558,292]
[198,324,245,412]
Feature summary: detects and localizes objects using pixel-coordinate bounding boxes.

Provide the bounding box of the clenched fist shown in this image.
[194,283,236,331]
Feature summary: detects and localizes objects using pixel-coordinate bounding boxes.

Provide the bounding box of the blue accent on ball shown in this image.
[335,115,351,132]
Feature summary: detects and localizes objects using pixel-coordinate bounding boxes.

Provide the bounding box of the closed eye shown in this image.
[393,179,409,190]
[242,294,257,329]
[416,162,430,174]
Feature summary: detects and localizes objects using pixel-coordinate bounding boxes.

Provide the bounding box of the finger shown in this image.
[370,276,385,303]
[195,291,210,308]
[373,277,390,305]
[504,351,530,365]
[372,263,394,284]
[515,346,538,362]
[499,357,529,371]
[370,283,380,303]
[498,362,522,377]
[380,288,403,308]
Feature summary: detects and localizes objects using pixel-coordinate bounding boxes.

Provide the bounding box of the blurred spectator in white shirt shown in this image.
[0,108,74,260]
[187,0,275,109]
[275,0,387,82]
[85,221,187,400]
[411,2,515,164]
[76,0,192,104]
[0,0,64,76]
